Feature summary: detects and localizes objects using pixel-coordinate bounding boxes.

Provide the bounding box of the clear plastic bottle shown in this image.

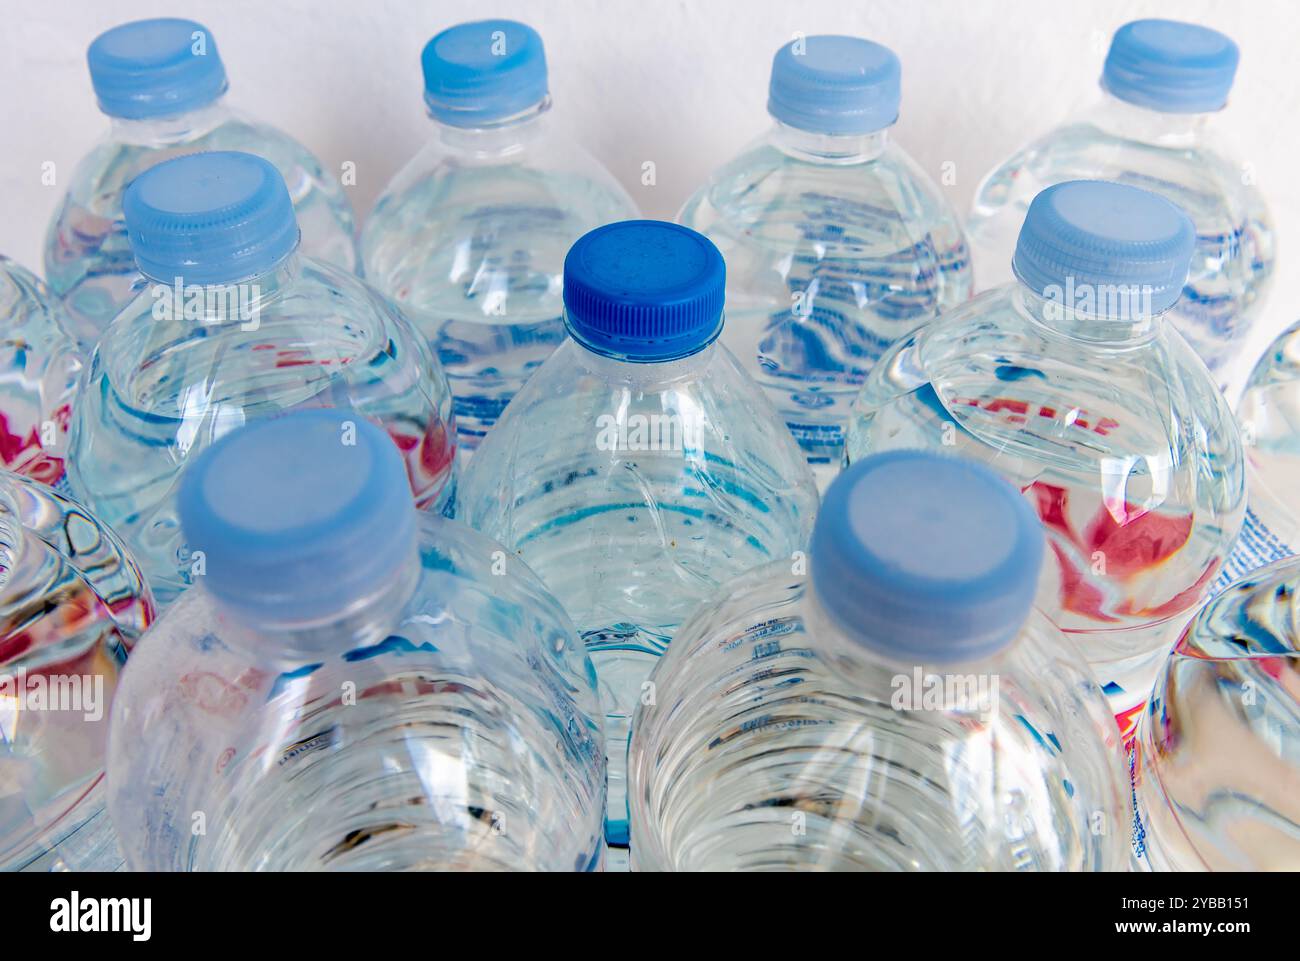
[678,35,972,485]
[0,470,154,872]
[1217,322,1300,587]
[457,220,818,857]
[846,180,1245,742]
[45,17,357,349]
[0,257,82,488]
[66,151,456,609]
[106,409,603,871]
[1131,555,1300,871]
[968,19,1273,379]
[361,19,636,453]
[630,450,1128,871]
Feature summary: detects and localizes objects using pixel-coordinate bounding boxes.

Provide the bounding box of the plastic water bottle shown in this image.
[0,470,154,872]
[362,19,636,453]
[630,450,1128,871]
[678,35,972,485]
[1131,555,1300,871]
[846,180,1245,744]
[1216,323,1300,586]
[66,151,456,609]
[968,19,1273,380]
[0,257,82,487]
[105,409,603,871]
[45,17,358,349]
[457,220,818,858]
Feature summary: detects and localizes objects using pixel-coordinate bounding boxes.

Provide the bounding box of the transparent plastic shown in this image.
[66,253,457,608]
[457,336,818,851]
[630,562,1129,871]
[0,258,82,487]
[45,99,357,349]
[968,93,1275,377]
[362,100,637,452]
[846,285,1245,727]
[0,471,154,872]
[1131,556,1300,871]
[1221,321,1300,586]
[678,122,972,484]
[105,513,604,871]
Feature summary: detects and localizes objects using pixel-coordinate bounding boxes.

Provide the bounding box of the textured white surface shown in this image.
[2,0,1296,389]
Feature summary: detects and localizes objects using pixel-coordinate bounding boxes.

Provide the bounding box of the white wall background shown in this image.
[3,0,1296,390]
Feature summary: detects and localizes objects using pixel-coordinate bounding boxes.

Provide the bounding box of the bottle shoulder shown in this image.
[459,340,818,532]
[1242,317,1300,393]
[0,256,76,340]
[654,564,1101,702]
[1179,556,1300,661]
[367,129,634,222]
[466,341,812,464]
[973,118,1270,225]
[0,470,153,661]
[118,513,589,696]
[85,257,435,417]
[57,114,343,215]
[857,291,1245,484]
[360,133,635,312]
[682,136,962,236]
[106,260,361,330]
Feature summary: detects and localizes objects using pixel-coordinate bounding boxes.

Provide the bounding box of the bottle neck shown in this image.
[1089,90,1211,148]
[142,251,303,327]
[769,119,890,164]
[431,97,551,157]
[802,586,988,677]
[570,332,721,386]
[107,96,231,147]
[1015,283,1163,345]
[241,251,302,301]
[216,550,422,666]
[804,577,1014,705]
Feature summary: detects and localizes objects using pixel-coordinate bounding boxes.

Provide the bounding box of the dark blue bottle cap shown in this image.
[562,220,725,363]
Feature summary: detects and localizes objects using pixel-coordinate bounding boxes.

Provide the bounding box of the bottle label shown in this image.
[1211,507,1295,594]
[1128,740,1150,867]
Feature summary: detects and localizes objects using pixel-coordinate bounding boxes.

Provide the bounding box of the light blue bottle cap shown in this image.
[123,151,300,285]
[1102,19,1239,114]
[563,220,725,362]
[88,18,228,120]
[811,451,1045,662]
[1012,180,1195,318]
[422,19,548,126]
[179,409,417,624]
[767,35,900,135]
